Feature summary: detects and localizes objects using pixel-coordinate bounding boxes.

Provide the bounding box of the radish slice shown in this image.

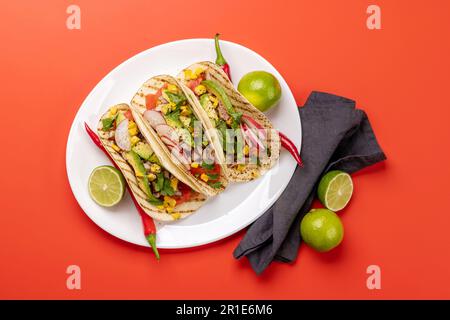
[241,122,265,151]
[144,110,166,128]
[240,123,253,147]
[161,135,177,149]
[114,119,131,151]
[171,146,190,169]
[156,124,178,140]
[243,118,267,144]
[242,114,264,130]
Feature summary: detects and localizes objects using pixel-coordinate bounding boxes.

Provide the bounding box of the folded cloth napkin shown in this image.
[233,91,386,274]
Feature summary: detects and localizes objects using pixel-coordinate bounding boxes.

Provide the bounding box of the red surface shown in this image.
[1,0,450,299]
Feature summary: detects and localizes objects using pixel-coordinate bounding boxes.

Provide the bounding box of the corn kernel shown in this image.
[161,104,171,115]
[194,85,206,95]
[194,68,204,77]
[128,121,138,136]
[226,118,233,126]
[251,170,260,178]
[243,145,249,156]
[157,205,165,210]
[237,164,246,172]
[200,173,209,182]
[184,69,196,80]
[109,106,118,116]
[171,212,181,219]
[191,162,199,168]
[147,173,156,181]
[164,196,176,208]
[130,136,140,146]
[180,105,191,116]
[111,144,121,152]
[166,207,174,214]
[209,95,219,107]
[170,177,179,191]
[167,84,177,92]
[150,164,161,173]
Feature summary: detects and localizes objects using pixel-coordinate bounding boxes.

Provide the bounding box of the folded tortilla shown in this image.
[177,61,280,182]
[130,76,228,196]
[97,103,207,222]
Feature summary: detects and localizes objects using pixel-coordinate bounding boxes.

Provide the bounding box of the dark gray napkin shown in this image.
[233,91,386,274]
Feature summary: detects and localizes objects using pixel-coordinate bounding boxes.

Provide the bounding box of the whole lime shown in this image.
[300,208,344,252]
[237,71,282,112]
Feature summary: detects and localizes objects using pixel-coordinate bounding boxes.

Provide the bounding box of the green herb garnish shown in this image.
[201,162,215,170]
[161,179,175,196]
[165,91,186,106]
[147,193,163,206]
[208,181,223,189]
[207,173,219,180]
[154,173,164,192]
[102,114,117,131]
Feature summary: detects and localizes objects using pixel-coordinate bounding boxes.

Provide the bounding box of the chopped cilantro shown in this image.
[102,114,117,131]
[208,181,223,189]
[201,161,215,170]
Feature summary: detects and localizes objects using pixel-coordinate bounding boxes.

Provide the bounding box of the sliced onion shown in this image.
[115,119,131,151]
[144,110,166,128]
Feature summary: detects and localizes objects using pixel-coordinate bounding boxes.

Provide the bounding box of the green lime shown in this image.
[88,165,125,207]
[300,208,344,252]
[317,170,353,211]
[237,71,282,112]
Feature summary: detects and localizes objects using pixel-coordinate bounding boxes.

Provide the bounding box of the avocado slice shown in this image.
[200,94,210,107]
[124,150,152,198]
[116,111,127,126]
[132,142,153,160]
[199,94,218,126]
[164,110,183,129]
[148,153,161,165]
[201,80,242,128]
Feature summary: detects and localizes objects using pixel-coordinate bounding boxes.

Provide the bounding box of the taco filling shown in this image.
[143,83,224,190]
[184,69,270,173]
[99,106,198,213]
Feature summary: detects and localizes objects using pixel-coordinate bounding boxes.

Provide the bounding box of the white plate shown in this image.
[66,39,301,249]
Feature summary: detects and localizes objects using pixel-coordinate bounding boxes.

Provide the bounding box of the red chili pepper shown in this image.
[278,131,304,168]
[84,122,160,260]
[214,33,232,81]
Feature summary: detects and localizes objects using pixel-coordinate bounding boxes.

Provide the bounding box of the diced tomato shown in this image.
[187,74,205,92]
[124,110,133,120]
[145,94,159,110]
[190,163,221,182]
[145,84,168,110]
[174,183,193,205]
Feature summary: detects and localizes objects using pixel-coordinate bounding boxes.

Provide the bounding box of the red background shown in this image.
[1,0,449,299]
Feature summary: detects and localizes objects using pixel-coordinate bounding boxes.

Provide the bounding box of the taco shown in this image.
[130,75,228,196]
[178,61,280,182]
[97,103,207,221]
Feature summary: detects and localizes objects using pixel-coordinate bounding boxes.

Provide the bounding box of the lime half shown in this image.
[318,170,353,211]
[88,166,125,207]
